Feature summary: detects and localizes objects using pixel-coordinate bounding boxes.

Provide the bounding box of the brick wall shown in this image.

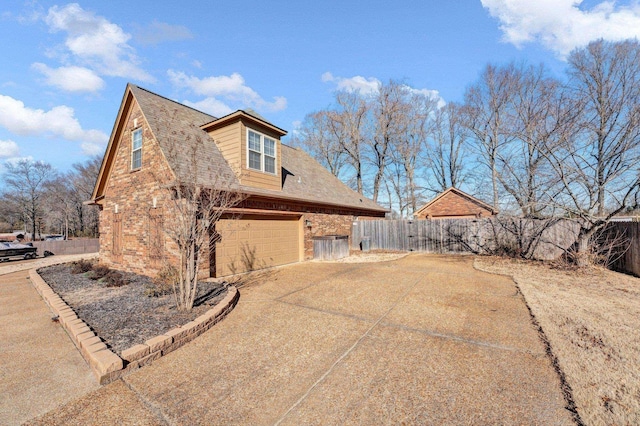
[416,191,494,219]
[301,213,353,260]
[99,99,176,277]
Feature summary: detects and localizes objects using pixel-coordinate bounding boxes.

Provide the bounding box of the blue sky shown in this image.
[1,0,640,173]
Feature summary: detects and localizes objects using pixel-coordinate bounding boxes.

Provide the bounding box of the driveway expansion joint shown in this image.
[122,377,173,426]
[273,276,423,425]
[379,321,545,355]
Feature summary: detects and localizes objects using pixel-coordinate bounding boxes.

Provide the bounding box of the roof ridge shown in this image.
[129,84,217,120]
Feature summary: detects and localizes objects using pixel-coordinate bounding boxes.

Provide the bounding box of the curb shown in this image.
[28,268,239,385]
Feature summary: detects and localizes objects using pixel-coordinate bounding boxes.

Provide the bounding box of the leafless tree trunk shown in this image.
[547,40,640,265]
[295,111,346,177]
[463,63,519,211]
[2,160,56,240]
[331,91,368,194]
[369,81,412,202]
[427,102,467,193]
[155,109,245,311]
[496,64,567,217]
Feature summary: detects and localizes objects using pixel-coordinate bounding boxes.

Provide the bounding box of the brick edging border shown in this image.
[28,268,239,385]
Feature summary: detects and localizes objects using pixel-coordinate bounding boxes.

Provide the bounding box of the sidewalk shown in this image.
[0,266,99,425]
[0,253,98,276]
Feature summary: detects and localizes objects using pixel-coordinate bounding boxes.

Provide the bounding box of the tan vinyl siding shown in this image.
[240,120,281,191]
[206,119,242,175]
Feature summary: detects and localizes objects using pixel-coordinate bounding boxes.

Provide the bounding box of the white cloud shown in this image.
[407,87,446,108]
[3,156,34,168]
[322,72,445,106]
[0,94,108,144]
[80,141,105,156]
[133,20,193,46]
[0,140,19,158]
[321,72,381,95]
[184,98,234,117]
[32,63,105,93]
[43,3,153,82]
[168,70,287,114]
[482,0,640,57]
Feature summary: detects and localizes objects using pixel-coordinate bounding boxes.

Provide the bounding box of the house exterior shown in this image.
[414,187,497,220]
[89,84,386,277]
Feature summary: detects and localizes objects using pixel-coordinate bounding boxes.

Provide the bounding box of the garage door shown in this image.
[214,216,301,277]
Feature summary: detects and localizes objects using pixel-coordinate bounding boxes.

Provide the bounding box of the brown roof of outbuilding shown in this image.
[113,84,385,213]
[415,187,498,217]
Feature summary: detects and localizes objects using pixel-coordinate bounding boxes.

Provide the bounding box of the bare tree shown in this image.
[44,175,75,238]
[329,91,369,194]
[368,81,412,202]
[2,159,56,240]
[496,64,567,217]
[547,40,640,264]
[426,102,467,193]
[295,111,346,177]
[69,157,101,237]
[463,63,519,210]
[386,91,438,215]
[155,110,245,311]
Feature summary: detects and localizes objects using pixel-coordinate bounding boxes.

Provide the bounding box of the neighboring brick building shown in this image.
[414,187,497,219]
[89,84,386,277]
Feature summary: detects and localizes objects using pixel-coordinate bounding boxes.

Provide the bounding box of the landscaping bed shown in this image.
[38,263,227,356]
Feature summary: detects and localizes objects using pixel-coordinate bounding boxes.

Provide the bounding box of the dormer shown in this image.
[201,110,287,191]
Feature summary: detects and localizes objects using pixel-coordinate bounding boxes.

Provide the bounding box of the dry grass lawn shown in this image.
[475,256,640,425]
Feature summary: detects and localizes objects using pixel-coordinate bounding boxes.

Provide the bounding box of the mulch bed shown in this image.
[38,264,227,355]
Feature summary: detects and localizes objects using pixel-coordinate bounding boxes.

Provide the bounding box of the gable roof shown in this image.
[92,84,386,214]
[415,187,497,217]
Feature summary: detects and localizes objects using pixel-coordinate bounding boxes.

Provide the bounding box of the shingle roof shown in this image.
[130,84,385,213]
[130,85,238,187]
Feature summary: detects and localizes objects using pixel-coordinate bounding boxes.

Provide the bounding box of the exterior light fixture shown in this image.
[305,219,312,228]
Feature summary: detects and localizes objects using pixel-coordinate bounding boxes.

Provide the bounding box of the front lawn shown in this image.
[475,256,640,425]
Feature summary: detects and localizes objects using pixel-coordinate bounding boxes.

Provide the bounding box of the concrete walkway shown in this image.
[0,269,99,425]
[19,255,573,425]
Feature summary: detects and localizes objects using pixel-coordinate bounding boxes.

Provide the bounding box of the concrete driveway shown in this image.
[24,254,573,425]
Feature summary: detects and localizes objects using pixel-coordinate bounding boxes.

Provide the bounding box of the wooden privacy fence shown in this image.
[313,235,349,261]
[352,218,580,260]
[32,238,99,256]
[605,222,640,276]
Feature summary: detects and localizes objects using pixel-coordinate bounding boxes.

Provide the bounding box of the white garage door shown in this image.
[215,216,301,277]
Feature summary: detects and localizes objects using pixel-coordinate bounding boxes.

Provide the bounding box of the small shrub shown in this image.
[146,265,178,297]
[70,259,93,274]
[90,264,111,280]
[103,270,129,287]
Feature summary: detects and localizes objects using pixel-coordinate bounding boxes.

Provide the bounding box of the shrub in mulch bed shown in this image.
[89,264,111,281]
[37,263,228,355]
[70,259,94,274]
[145,265,178,297]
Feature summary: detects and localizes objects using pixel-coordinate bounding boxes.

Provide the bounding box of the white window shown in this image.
[131,128,142,169]
[247,129,276,174]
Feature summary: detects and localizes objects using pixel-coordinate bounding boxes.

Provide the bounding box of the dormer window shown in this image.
[131,128,142,170]
[247,129,276,174]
